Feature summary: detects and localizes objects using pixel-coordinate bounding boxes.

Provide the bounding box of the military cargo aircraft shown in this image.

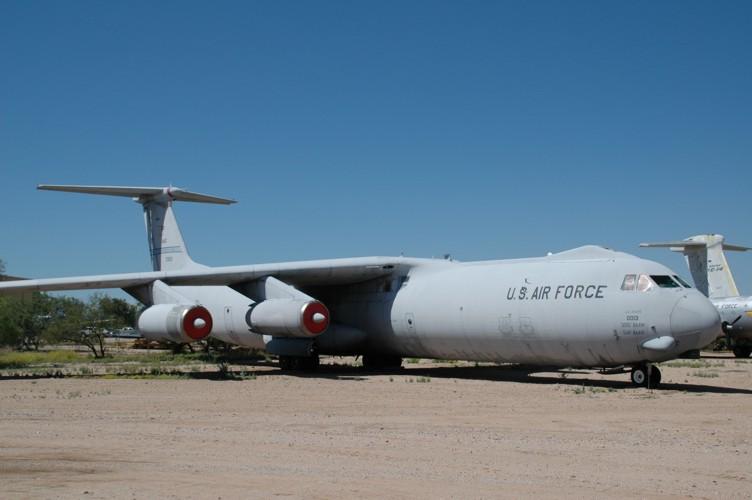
[0,185,721,387]
[641,235,752,357]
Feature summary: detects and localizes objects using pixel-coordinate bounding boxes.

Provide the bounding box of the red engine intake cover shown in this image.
[301,301,330,336]
[182,306,213,340]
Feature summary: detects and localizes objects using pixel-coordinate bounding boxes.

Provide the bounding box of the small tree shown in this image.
[44,296,87,351]
[44,295,112,358]
[0,296,23,347]
[0,292,60,350]
[21,293,55,350]
[97,296,139,328]
[83,293,122,357]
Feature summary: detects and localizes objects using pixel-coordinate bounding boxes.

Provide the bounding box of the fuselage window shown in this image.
[672,275,692,288]
[637,274,655,292]
[621,274,637,291]
[650,275,681,288]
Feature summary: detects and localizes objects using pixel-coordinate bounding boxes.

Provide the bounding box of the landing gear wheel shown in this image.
[299,355,320,371]
[278,355,319,371]
[630,364,661,388]
[732,346,751,358]
[278,356,294,371]
[362,354,403,371]
[630,366,647,386]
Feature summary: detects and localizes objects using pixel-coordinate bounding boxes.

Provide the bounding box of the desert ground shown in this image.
[1,354,751,499]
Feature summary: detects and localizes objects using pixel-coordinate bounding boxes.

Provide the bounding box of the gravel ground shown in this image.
[1,354,750,499]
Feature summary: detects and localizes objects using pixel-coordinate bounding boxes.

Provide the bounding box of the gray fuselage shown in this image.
[199,246,720,368]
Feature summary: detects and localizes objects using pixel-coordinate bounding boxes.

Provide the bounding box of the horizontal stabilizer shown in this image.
[640,240,751,252]
[37,184,236,205]
[722,243,752,252]
[639,241,706,249]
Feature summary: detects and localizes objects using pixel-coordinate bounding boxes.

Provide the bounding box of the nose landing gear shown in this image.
[630,364,662,388]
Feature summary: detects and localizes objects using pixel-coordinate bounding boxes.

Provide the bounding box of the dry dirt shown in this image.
[1,354,751,499]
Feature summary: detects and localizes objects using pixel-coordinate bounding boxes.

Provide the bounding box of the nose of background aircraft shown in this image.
[670,292,721,349]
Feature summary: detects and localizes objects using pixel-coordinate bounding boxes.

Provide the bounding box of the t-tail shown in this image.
[37,184,235,272]
[640,234,751,299]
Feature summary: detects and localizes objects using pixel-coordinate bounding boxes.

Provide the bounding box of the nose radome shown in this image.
[670,293,721,349]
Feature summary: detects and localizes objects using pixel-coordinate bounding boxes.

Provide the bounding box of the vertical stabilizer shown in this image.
[142,194,198,271]
[684,243,710,296]
[689,235,738,299]
[37,184,236,272]
[640,234,751,299]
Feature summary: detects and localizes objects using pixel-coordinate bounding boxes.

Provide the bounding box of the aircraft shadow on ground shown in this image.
[2,360,750,395]
[231,362,752,395]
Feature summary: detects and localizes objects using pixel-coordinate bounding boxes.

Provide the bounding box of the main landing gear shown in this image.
[278,354,320,371]
[362,354,403,371]
[630,363,662,388]
[732,346,751,358]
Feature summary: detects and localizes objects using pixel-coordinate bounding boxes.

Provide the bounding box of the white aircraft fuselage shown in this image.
[0,185,722,385]
[180,248,718,368]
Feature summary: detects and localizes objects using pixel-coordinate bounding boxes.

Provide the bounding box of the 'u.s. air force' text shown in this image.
[506,285,607,300]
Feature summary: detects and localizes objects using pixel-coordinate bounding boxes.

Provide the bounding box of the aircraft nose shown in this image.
[670,293,721,349]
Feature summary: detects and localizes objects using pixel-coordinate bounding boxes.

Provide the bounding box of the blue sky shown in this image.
[1,0,751,297]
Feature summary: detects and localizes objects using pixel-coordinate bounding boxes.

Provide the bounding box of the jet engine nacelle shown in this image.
[138,304,213,343]
[249,299,329,338]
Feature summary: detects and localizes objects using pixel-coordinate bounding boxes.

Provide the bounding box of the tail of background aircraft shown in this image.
[37,185,235,272]
[640,234,751,299]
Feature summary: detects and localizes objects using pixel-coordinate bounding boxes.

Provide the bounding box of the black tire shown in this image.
[679,349,701,359]
[647,366,661,389]
[362,355,379,371]
[383,355,403,369]
[362,354,403,371]
[732,346,752,358]
[278,356,293,370]
[299,355,320,371]
[279,355,319,371]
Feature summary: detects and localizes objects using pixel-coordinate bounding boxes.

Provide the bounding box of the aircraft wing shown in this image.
[0,257,405,293]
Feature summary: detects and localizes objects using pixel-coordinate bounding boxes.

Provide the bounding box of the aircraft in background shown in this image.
[0,185,721,387]
[641,235,752,357]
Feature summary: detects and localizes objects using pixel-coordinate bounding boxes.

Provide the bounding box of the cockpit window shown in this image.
[650,275,681,288]
[621,274,637,291]
[637,274,655,292]
[672,275,692,288]
[623,274,671,292]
